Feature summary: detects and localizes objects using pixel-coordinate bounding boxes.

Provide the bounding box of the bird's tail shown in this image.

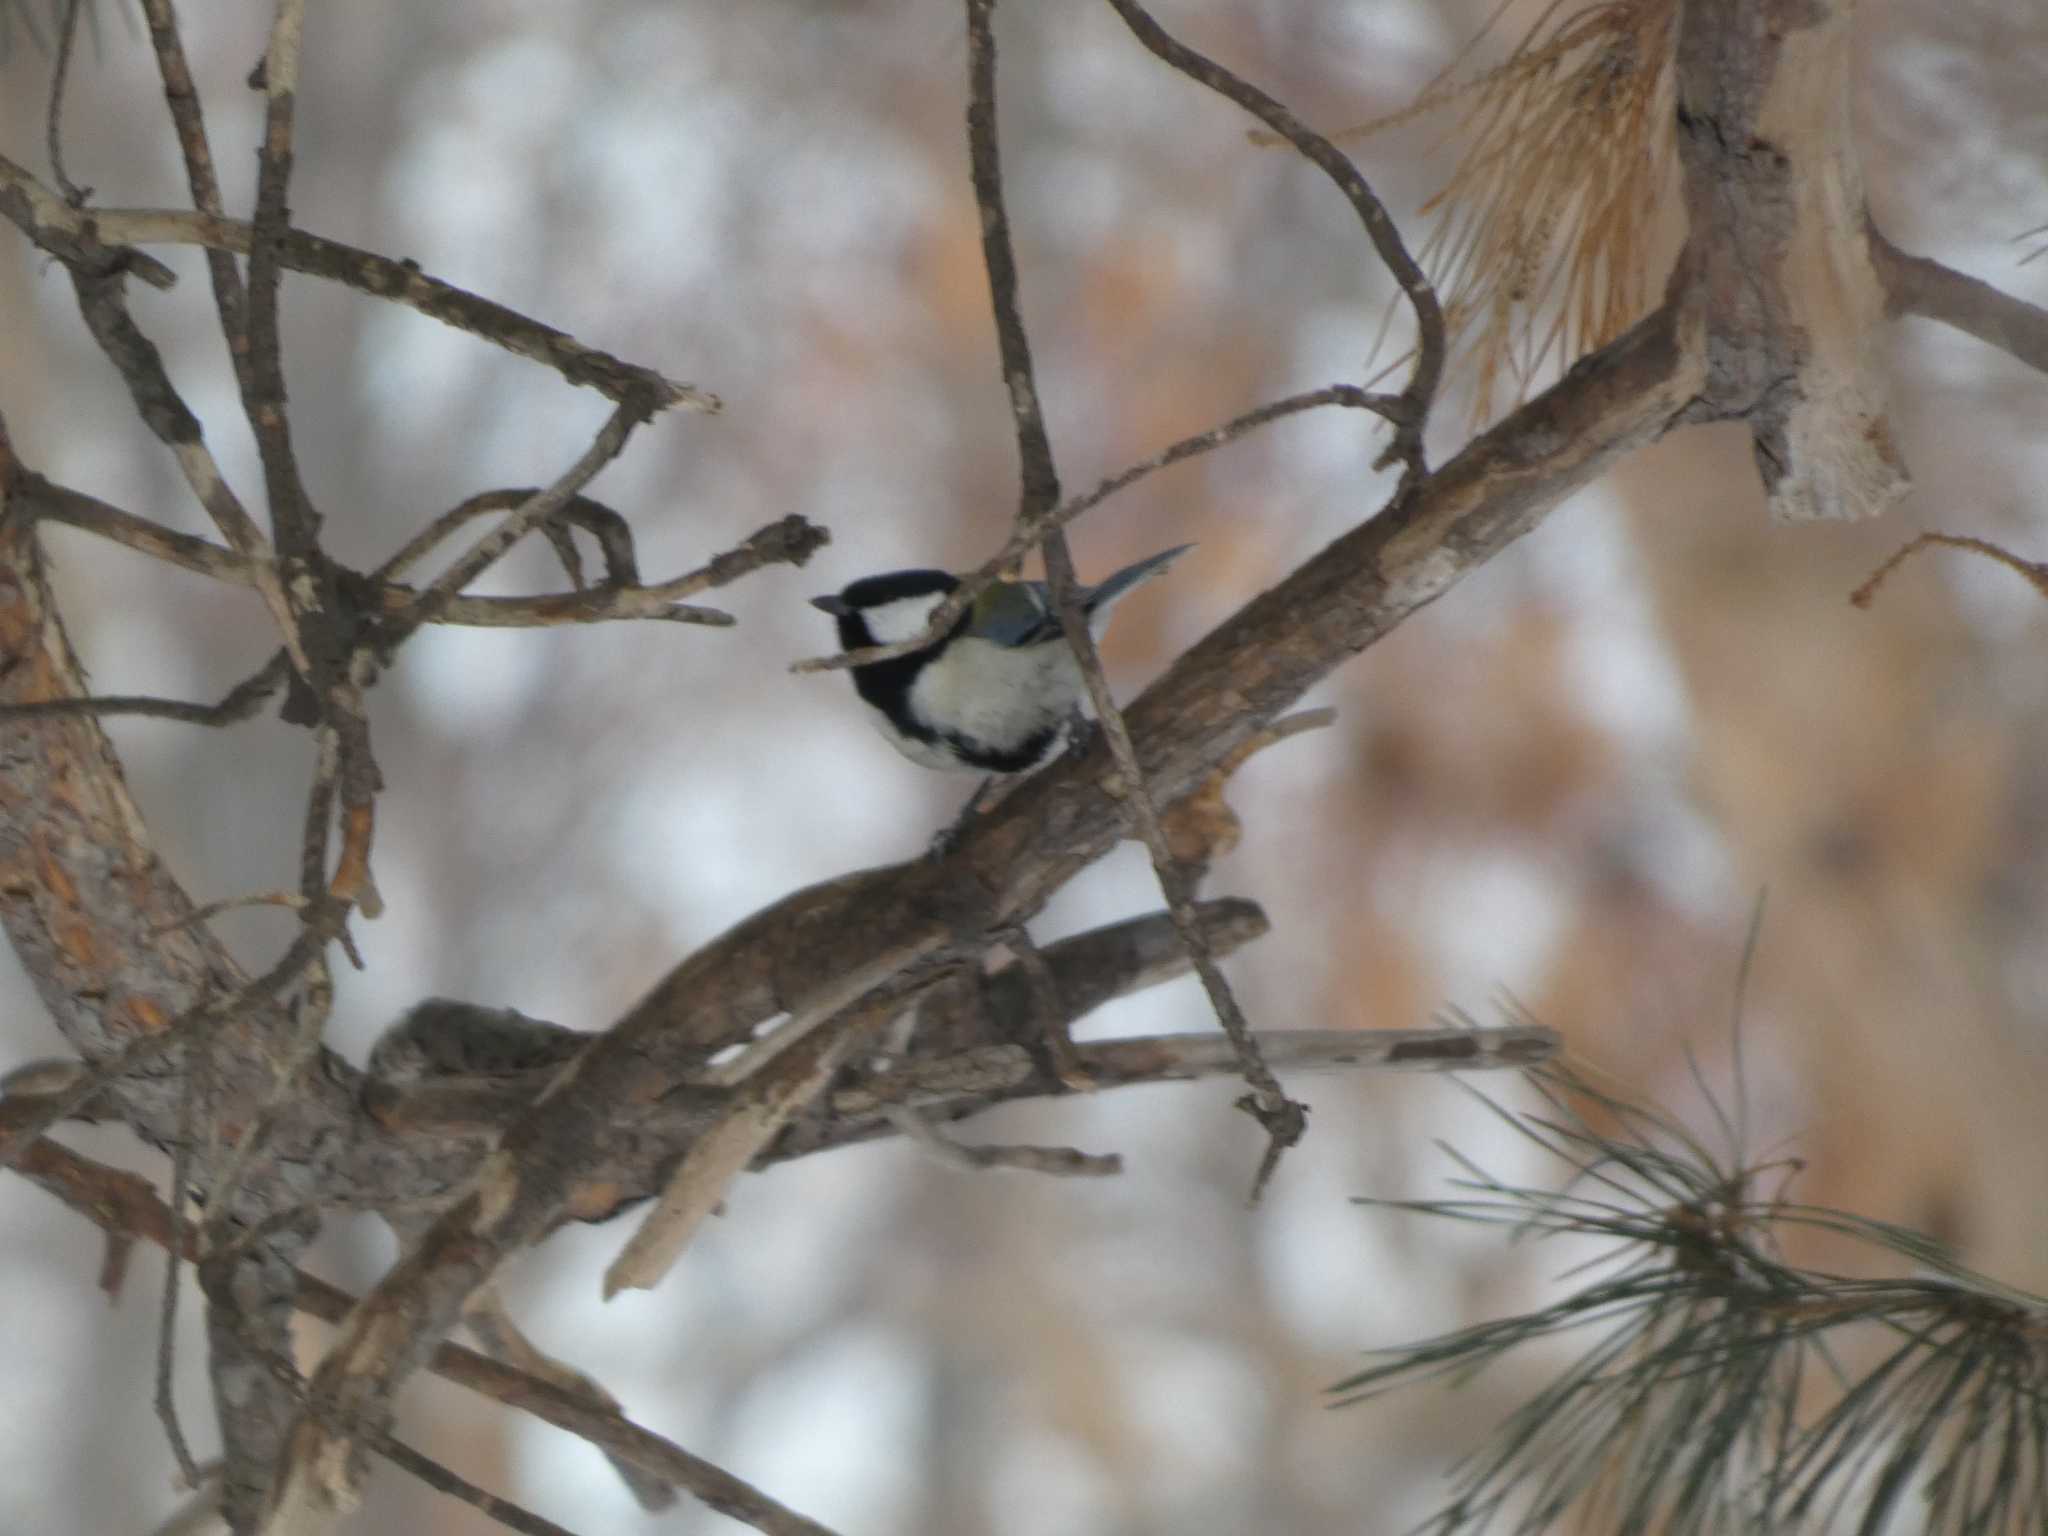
[1080,543,1194,620]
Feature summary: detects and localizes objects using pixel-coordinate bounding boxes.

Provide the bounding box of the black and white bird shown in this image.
[810,545,1191,775]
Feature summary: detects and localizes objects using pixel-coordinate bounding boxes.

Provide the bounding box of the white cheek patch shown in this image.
[861,591,949,646]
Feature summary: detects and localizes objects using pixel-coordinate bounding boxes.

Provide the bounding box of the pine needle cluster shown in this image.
[1308,0,1682,424]
[1338,1057,2048,1535]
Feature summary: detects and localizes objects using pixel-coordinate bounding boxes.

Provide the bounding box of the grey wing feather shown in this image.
[1007,545,1193,644]
[1077,544,1194,616]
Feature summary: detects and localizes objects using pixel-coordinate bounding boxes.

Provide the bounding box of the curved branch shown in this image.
[1100,0,1443,478]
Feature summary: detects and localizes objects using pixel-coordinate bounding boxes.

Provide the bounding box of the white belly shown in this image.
[897,637,1082,769]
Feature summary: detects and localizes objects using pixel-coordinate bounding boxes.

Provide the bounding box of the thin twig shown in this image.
[373,1434,583,1536]
[243,0,313,560]
[374,491,640,585]
[45,0,89,203]
[960,0,1307,1200]
[1100,0,1444,481]
[1850,531,2048,610]
[0,654,290,725]
[791,385,1393,673]
[379,397,664,651]
[19,472,250,581]
[996,923,1091,1089]
[1056,604,1310,1203]
[152,890,309,936]
[155,1063,202,1486]
[19,474,776,629]
[63,260,269,557]
[461,1291,676,1512]
[138,0,250,369]
[247,1321,592,1536]
[962,0,1060,509]
[0,175,716,409]
[239,0,394,926]
[883,1104,1122,1177]
[38,180,334,748]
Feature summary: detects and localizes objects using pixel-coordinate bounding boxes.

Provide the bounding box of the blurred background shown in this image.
[3,0,2048,1531]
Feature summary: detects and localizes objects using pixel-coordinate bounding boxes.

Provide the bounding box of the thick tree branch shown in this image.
[259,290,1696,1532]
[1670,0,1907,521]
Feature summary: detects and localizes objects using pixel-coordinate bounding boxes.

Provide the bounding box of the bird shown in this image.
[810,545,1191,776]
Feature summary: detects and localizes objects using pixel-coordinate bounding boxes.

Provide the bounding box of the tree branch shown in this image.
[962,0,1306,1196]
[1868,224,2048,377]
[254,286,1689,1532]
[1669,0,1907,521]
[1100,0,1443,479]
[0,177,716,411]
[792,385,1393,676]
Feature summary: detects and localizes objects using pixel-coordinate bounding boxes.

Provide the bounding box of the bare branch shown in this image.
[151,890,311,937]
[1670,0,1907,521]
[961,0,1306,1197]
[371,1436,582,1536]
[65,259,270,557]
[241,0,319,587]
[1100,0,1443,479]
[1869,224,2048,378]
[0,654,290,726]
[21,475,815,630]
[45,0,87,203]
[1850,532,2048,610]
[262,293,1688,1529]
[137,0,251,369]
[0,149,176,287]
[32,200,718,411]
[460,1291,676,1512]
[19,472,250,582]
[883,1104,1122,1177]
[372,496,825,630]
[374,491,641,585]
[377,397,667,649]
[792,385,1392,675]
[602,970,932,1298]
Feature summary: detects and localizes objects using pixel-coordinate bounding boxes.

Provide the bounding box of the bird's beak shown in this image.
[810,594,851,617]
